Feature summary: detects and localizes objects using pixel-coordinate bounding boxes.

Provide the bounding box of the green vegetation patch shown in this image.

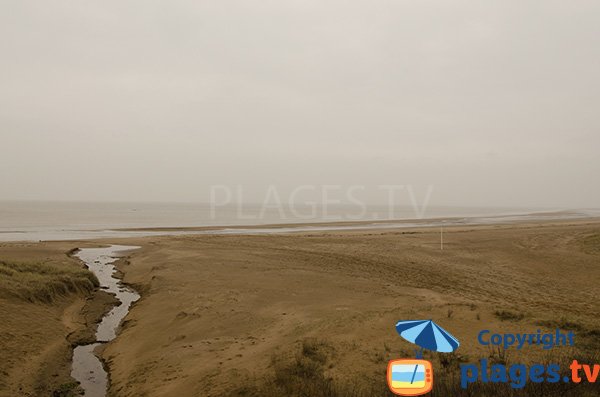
[0,260,98,304]
[52,382,81,397]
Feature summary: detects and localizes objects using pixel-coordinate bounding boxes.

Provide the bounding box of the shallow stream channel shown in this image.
[70,245,140,397]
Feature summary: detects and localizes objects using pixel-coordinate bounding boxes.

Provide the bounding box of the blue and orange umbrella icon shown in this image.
[387,320,460,395]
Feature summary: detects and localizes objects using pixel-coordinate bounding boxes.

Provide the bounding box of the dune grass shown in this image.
[494,310,526,322]
[0,260,98,304]
[232,338,381,397]
[232,338,600,397]
[580,232,600,254]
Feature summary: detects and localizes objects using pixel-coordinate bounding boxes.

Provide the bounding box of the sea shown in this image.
[0,201,597,242]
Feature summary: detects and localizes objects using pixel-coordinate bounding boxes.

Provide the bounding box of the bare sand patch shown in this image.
[99,220,600,396]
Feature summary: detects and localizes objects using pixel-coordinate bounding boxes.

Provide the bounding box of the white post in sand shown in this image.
[440,224,444,250]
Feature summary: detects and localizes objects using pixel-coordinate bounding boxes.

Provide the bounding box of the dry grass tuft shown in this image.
[580,232,600,254]
[0,260,98,304]
[231,338,390,397]
[231,340,600,397]
[494,310,525,322]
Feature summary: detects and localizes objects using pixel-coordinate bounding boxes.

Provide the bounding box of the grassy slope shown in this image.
[0,242,96,397]
[0,260,98,304]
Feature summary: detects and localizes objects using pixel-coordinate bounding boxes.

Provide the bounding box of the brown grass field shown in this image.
[1,219,599,396]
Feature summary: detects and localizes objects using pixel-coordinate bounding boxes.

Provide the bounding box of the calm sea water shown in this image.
[0,201,595,242]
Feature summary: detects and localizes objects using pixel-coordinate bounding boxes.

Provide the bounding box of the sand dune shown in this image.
[105,220,600,396]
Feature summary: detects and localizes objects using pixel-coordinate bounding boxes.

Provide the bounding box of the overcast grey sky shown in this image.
[1,1,599,207]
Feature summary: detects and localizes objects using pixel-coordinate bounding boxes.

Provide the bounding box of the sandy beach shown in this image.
[2,218,599,396]
[3,3,600,395]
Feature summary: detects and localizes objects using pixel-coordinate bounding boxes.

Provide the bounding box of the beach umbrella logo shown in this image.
[395,319,460,354]
[387,320,460,396]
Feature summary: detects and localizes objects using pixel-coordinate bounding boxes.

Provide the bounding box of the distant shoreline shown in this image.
[0,209,598,242]
[116,209,589,231]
